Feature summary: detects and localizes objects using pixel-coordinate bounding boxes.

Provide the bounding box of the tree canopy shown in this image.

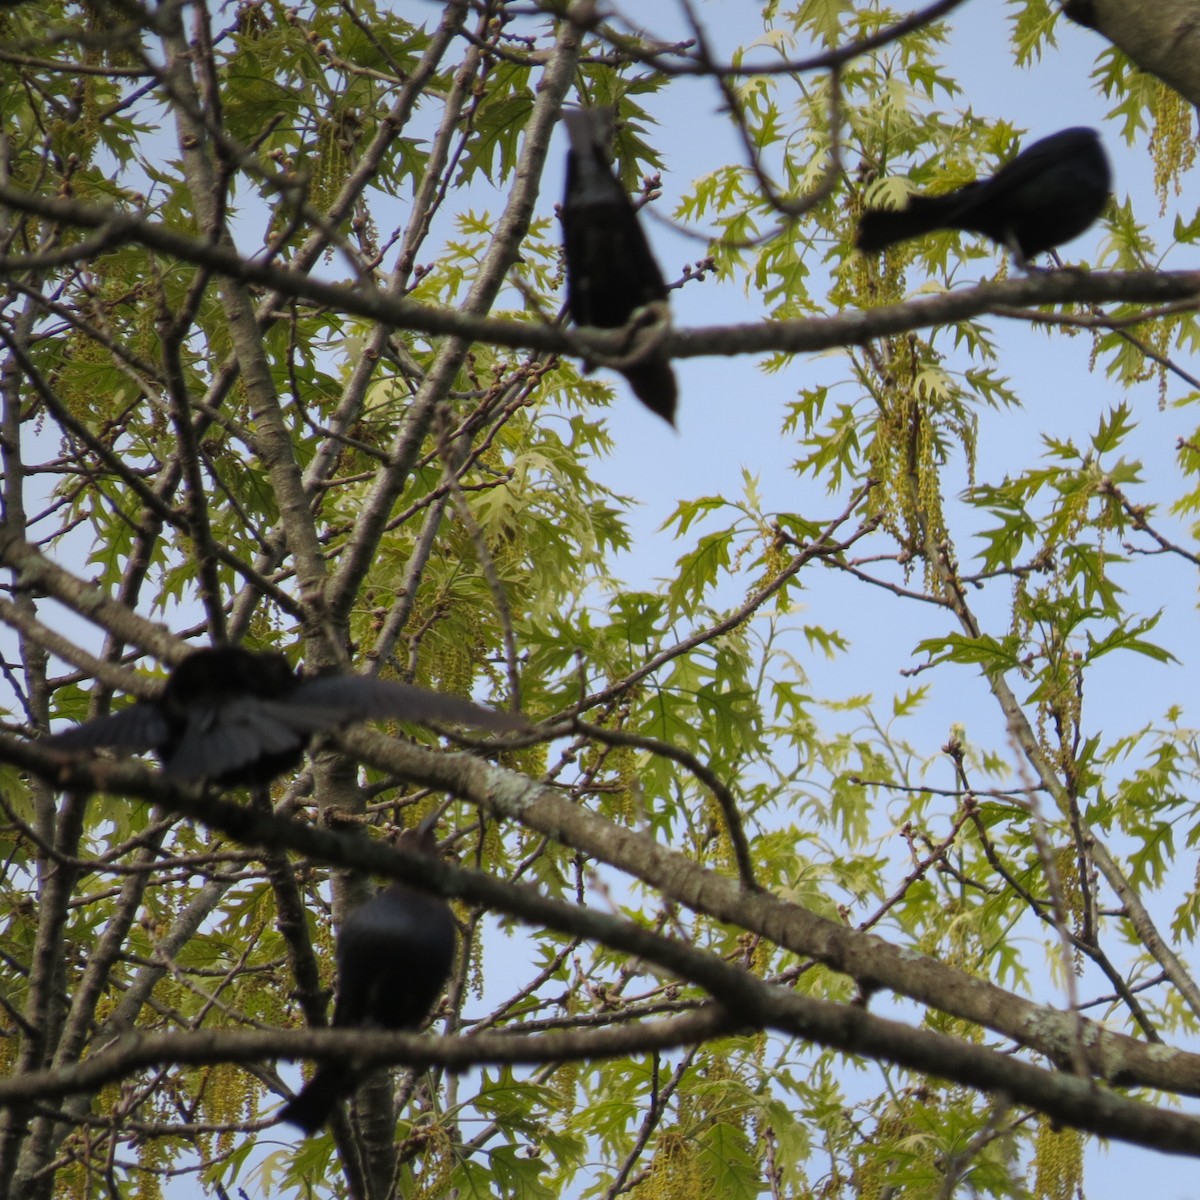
[2,1,1200,1198]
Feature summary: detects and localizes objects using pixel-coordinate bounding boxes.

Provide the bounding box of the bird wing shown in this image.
[44,703,171,753]
[948,129,1103,223]
[289,675,523,733]
[162,698,308,781]
[561,107,668,325]
[332,884,457,1030]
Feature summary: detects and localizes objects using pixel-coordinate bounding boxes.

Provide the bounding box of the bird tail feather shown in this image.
[279,1062,357,1134]
[622,361,678,427]
[856,192,971,253]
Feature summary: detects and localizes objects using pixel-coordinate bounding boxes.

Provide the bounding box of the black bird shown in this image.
[561,106,678,425]
[855,127,1111,268]
[279,822,457,1134]
[44,645,521,787]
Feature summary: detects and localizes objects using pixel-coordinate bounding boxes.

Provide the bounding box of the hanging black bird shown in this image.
[855,127,1111,268]
[44,645,521,787]
[560,106,678,425]
[279,821,457,1134]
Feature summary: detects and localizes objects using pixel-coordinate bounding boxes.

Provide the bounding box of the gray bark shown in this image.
[1063,0,1200,106]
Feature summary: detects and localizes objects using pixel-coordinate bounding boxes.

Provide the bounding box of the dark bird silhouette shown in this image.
[855,127,1111,268]
[279,823,457,1134]
[44,645,521,787]
[561,106,677,425]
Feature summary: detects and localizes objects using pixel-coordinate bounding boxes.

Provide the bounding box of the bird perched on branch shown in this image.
[560,105,678,425]
[279,819,457,1135]
[855,126,1111,269]
[44,645,521,787]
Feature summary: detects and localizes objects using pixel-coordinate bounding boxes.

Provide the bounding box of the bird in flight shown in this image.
[856,126,1111,269]
[561,105,678,425]
[43,645,521,786]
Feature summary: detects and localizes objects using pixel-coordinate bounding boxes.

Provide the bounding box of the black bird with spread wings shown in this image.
[561,106,677,425]
[44,645,520,787]
[279,821,457,1134]
[856,127,1111,269]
